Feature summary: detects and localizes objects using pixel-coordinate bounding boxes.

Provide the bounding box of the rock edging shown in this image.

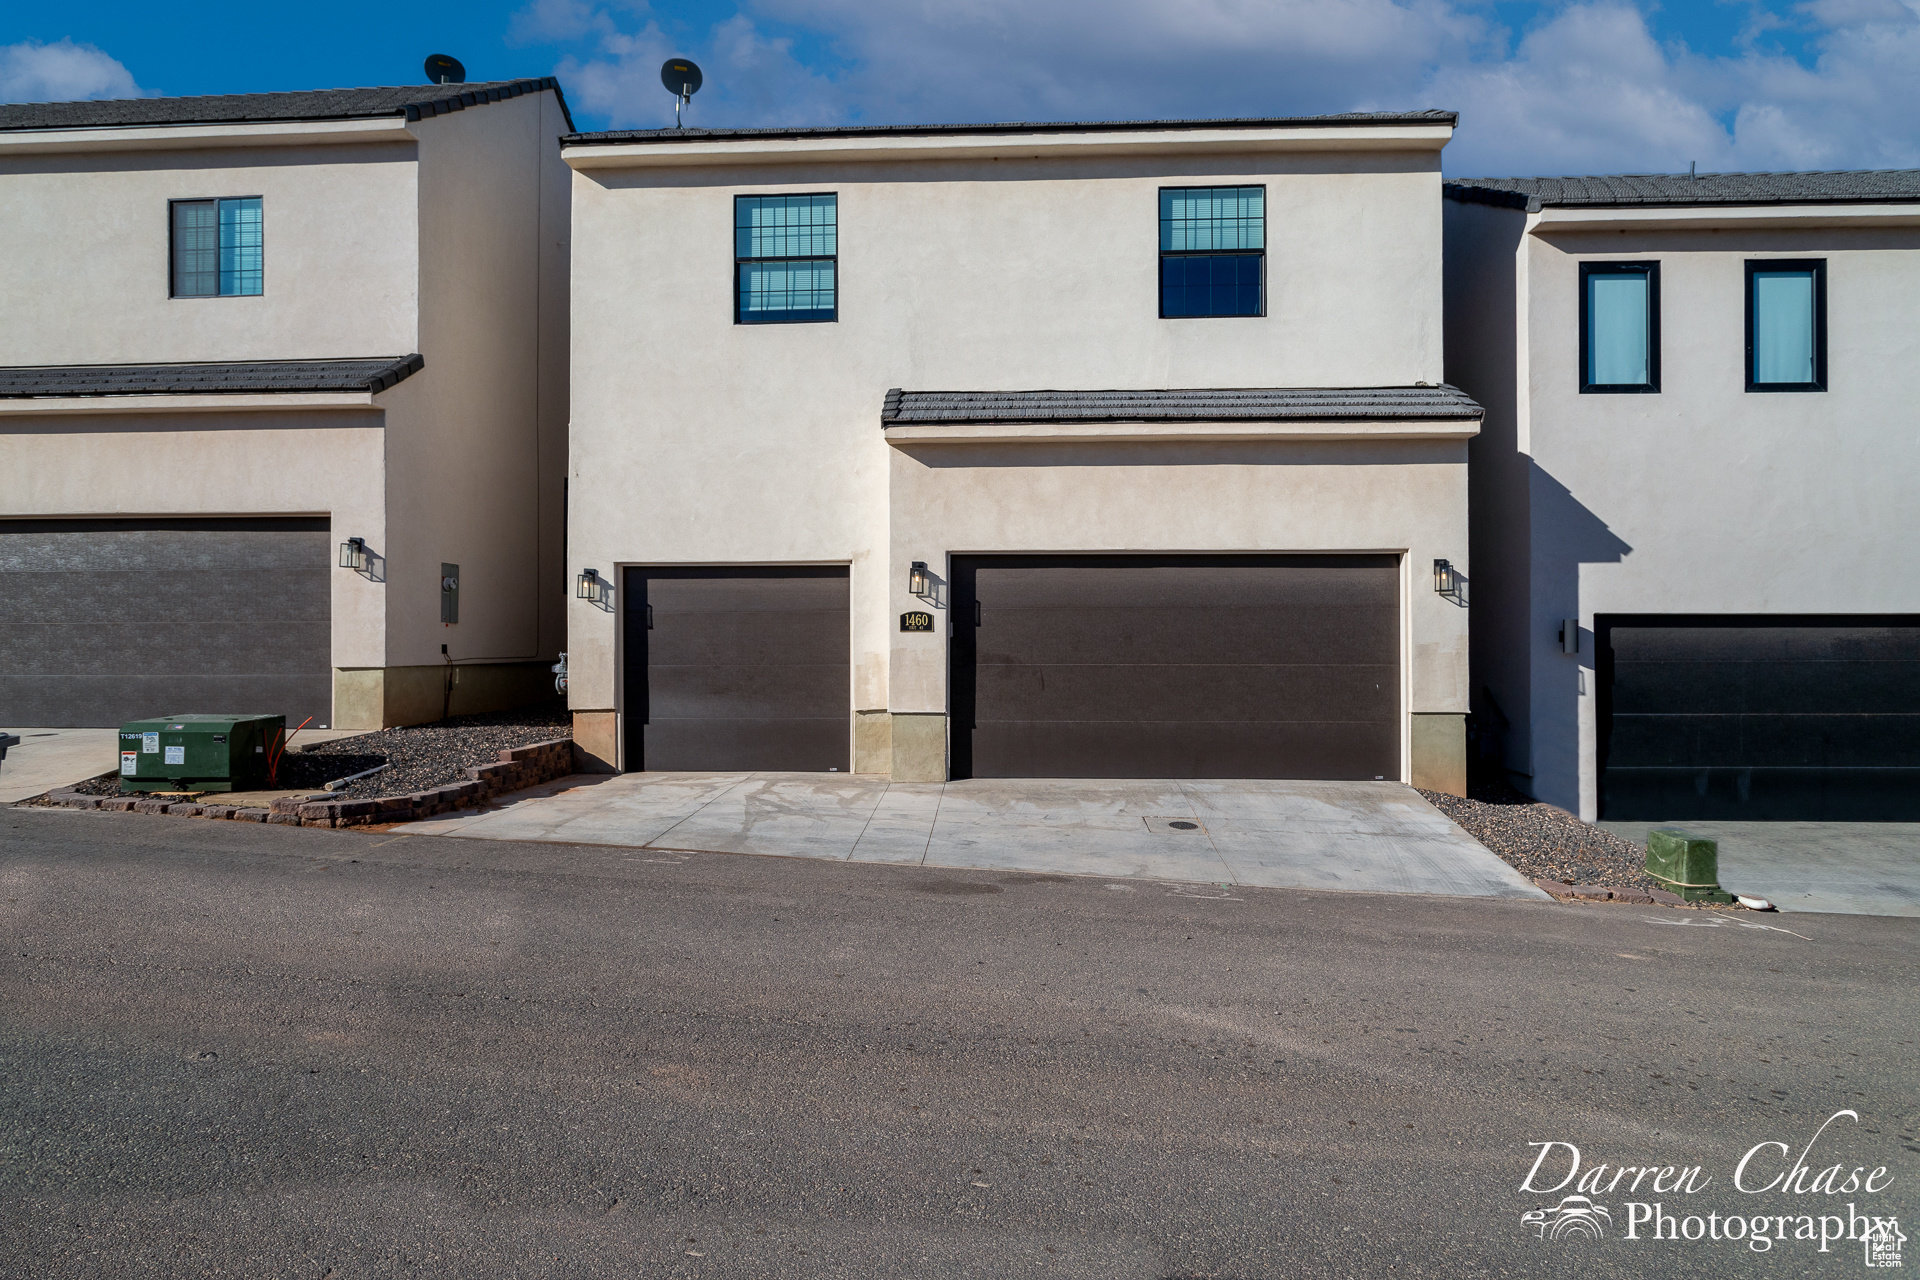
[1533,878,1688,907]
[43,738,574,829]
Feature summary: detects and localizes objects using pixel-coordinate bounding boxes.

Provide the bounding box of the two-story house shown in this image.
[1444,171,1920,821]
[563,114,1481,791]
[0,80,572,730]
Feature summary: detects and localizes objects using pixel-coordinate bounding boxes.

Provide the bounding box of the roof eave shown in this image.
[1528,201,1920,231]
[0,115,417,156]
[880,418,1481,445]
[565,122,1453,170]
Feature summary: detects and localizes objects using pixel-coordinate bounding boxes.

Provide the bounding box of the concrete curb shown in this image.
[43,738,574,829]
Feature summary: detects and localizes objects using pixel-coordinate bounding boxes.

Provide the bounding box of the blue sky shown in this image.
[4,1,1916,175]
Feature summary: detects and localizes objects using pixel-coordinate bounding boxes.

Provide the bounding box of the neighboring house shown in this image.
[0,81,572,731]
[1443,171,1920,821]
[563,113,1480,790]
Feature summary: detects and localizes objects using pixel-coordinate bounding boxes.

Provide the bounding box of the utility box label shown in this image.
[900,611,935,632]
[121,752,137,776]
[142,732,159,753]
[164,746,186,765]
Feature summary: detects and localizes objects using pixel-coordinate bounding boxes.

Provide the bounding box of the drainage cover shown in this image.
[1143,816,1207,834]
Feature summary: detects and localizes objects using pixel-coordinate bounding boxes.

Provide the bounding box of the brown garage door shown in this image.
[950,554,1399,779]
[622,567,849,771]
[0,518,332,727]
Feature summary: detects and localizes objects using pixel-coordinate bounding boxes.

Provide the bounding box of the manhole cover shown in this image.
[1143,816,1207,834]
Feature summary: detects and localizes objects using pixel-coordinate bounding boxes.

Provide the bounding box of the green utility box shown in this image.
[1645,828,1735,903]
[118,714,285,793]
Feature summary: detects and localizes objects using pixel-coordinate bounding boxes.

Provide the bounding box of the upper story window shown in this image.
[1579,262,1660,393]
[736,193,836,324]
[1747,259,1826,391]
[1159,186,1264,318]
[171,197,263,298]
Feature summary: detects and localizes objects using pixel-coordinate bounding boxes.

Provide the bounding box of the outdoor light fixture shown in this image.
[576,568,608,604]
[909,561,930,598]
[338,537,367,570]
[1433,558,1466,605]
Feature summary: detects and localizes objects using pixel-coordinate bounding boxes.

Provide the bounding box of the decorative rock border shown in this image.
[44,738,574,829]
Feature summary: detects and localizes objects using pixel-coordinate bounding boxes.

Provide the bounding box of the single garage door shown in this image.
[0,518,332,728]
[1598,615,1920,820]
[622,566,849,771]
[950,554,1399,779]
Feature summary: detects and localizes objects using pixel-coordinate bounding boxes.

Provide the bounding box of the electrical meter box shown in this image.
[118,714,285,793]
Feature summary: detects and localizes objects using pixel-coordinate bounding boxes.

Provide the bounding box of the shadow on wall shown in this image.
[1509,461,1632,811]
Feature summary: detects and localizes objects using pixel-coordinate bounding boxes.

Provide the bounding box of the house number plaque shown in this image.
[900,611,935,632]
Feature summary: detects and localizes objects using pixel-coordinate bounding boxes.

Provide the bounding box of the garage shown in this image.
[621,566,849,771]
[949,554,1399,779]
[0,518,332,727]
[1597,615,1920,820]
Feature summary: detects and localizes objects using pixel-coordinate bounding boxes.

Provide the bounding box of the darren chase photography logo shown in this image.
[1518,1110,1902,1260]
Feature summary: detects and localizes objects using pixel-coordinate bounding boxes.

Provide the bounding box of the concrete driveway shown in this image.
[1601,819,1920,917]
[405,772,1548,900]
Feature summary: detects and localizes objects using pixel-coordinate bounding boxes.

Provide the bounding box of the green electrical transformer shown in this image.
[118,714,286,793]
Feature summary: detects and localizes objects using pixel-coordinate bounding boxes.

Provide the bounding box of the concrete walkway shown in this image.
[403,772,1550,900]
[0,726,368,803]
[1601,820,1920,917]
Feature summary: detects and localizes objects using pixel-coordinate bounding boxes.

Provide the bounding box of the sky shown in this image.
[2,0,1917,176]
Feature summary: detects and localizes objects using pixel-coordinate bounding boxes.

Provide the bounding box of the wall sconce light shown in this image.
[576,568,608,605]
[1433,558,1466,605]
[339,537,367,570]
[908,560,930,598]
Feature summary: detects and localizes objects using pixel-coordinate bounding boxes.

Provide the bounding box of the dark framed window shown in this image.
[1159,185,1264,318]
[1746,259,1826,391]
[170,197,263,297]
[1579,261,1659,392]
[736,193,836,324]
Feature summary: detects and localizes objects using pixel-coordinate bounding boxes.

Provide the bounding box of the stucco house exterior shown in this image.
[0,80,572,730]
[1443,171,1920,821]
[563,113,1480,790]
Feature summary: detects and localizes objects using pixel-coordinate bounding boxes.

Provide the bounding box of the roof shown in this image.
[0,79,570,133]
[565,110,1457,147]
[0,355,423,398]
[881,385,1483,426]
[1445,170,1920,212]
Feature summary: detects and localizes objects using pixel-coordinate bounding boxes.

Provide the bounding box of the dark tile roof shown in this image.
[1446,170,1920,212]
[0,80,570,133]
[565,110,1457,146]
[881,385,1483,425]
[0,355,423,398]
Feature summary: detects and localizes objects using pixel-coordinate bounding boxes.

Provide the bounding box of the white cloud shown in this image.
[525,0,1920,174]
[0,38,142,105]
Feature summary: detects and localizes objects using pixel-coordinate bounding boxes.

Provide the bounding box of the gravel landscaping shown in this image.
[1418,776,1670,895]
[22,705,570,804]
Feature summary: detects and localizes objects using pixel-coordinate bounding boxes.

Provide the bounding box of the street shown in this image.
[2,807,1915,1278]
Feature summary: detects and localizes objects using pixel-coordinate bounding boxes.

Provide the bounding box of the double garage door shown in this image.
[0,519,332,727]
[1599,615,1920,820]
[619,557,1400,780]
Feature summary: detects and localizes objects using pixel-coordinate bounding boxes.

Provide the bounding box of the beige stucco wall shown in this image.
[0,142,418,363]
[566,139,1460,777]
[1447,202,1920,816]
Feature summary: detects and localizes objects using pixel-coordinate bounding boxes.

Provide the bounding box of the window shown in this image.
[736,193,836,324]
[1747,259,1826,391]
[1159,186,1264,318]
[170,197,263,297]
[1579,262,1660,392]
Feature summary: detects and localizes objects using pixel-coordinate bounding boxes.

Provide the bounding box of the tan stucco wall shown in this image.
[334,661,555,730]
[0,142,418,364]
[566,143,1458,778]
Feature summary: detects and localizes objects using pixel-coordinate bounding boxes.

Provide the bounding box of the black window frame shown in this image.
[168,195,265,300]
[733,192,838,326]
[1157,184,1266,320]
[1745,258,1827,392]
[1577,261,1661,394]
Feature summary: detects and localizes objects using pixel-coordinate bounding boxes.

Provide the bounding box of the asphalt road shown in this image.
[2,807,1915,1279]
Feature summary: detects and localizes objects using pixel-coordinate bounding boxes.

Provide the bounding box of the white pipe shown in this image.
[323,763,389,792]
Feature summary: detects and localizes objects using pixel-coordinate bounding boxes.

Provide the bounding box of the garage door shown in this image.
[622,567,849,771]
[950,555,1399,779]
[0,518,331,728]
[1598,615,1920,820]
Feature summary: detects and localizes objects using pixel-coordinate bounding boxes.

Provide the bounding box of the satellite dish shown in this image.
[661,58,702,127]
[424,54,467,85]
